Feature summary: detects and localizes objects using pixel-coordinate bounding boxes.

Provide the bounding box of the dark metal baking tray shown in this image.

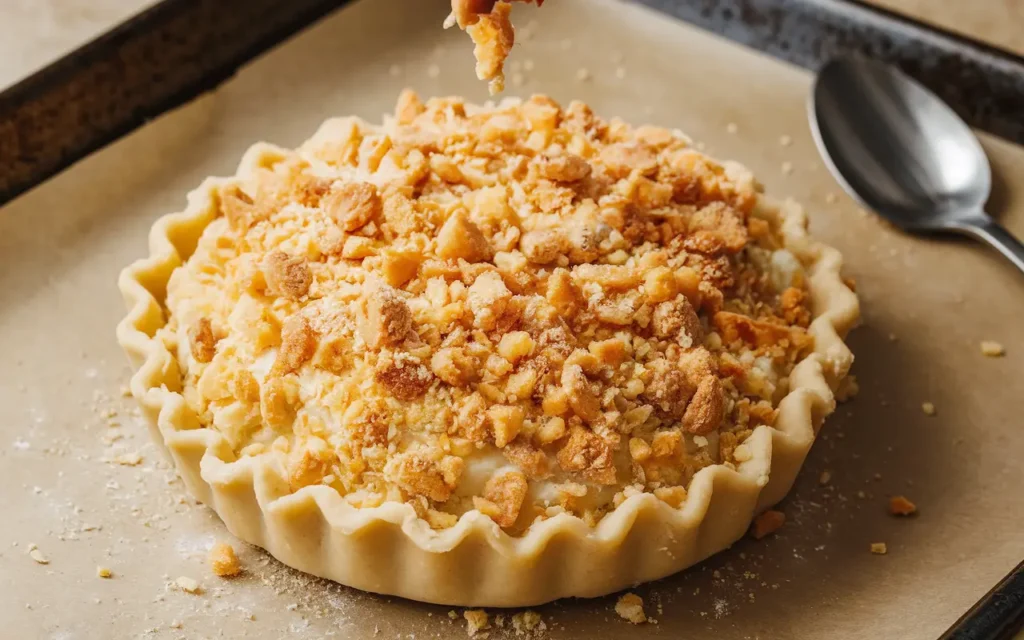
[0,0,1021,637]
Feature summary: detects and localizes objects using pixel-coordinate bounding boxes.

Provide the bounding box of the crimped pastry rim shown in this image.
[116,139,859,607]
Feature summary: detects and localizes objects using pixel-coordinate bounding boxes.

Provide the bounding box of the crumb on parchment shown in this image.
[750,509,785,539]
[615,592,647,624]
[464,609,490,636]
[209,542,242,577]
[889,496,917,516]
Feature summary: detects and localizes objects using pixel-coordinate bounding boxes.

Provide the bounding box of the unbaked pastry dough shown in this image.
[117,91,857,606]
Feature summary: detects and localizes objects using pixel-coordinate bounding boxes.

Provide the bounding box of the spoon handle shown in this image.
[966,218,1024,275]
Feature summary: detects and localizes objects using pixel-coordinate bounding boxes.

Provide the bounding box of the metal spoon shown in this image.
[809,56,1024,274]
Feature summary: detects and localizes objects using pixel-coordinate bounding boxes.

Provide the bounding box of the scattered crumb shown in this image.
[889,496,917,516]
[209,542,242,577]
[28,544,48,565]
[511,610,544,634]
[388,64,402,77]
[427,64,441,79]
[575,67,591,82]
[615,592,647,624]
[725,122,738,134]
[464,609,490,636]
[825,192,838,204]
[870,542,888,555]
[921,402,936,416]
[819,470,832,485]
[980,341,1005,357]
[779,134,792,146]
[112,452,143,466]
[174,576,202,594]
[751,510,786,540]
[781,161,794,175]
[615,66,626,79]
[97,566,113,579]
[448,610,459,620]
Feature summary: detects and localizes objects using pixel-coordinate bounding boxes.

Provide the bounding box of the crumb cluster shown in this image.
[448,0,544,94]
[163,91,816,535]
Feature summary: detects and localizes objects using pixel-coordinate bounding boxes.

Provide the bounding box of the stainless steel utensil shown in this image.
[809,57,1024,274]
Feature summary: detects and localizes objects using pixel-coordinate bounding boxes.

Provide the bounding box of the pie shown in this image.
[117,91,858,606]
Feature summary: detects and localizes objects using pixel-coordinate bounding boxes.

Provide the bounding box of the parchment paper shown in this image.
[1,0,1022,638]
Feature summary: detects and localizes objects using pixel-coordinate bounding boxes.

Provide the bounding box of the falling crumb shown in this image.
[779,134,792,146]
[523,59,535,71]
[921,402,936,416]
[388,64,402,77]
[615,67,626,79]
[427,64,441,79]
[112,452,143,466]
[615,592,647,624]
[97,566,113,579]
[819,470,832,485]
[725,122,738,134]
[889,496,917,516]
[575,68,591,82]
[174,576,202,594]
[209,542,242,577]
[751,510,786,539]
[464,609,490,636]
[825,192,838,204]
[980,341,1005,357]
[781,161,794,175]
[870,542,888,555]
[511,71,525,87]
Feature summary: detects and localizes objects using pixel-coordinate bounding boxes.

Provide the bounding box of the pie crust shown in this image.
[117,94,858,607]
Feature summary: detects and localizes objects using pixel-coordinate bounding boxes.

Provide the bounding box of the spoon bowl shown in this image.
[810,57,1024,272]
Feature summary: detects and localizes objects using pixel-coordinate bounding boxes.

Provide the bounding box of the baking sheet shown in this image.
[1,0,1022,637]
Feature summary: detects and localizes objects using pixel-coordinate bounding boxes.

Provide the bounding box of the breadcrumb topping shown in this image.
[163,92,816,534]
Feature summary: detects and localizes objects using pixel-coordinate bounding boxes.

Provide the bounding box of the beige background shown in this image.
[1,0,1022,639]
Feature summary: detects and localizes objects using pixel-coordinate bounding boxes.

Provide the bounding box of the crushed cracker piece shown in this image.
[464,609,491,636]
[615,592,647,624]
[97,566,113,578]
[28,545,48,565]
[112,452,143,466]
[889,496,917,516]
[174,576,202,594]
[870,542,888,555]
[751,510,785,539]
[921,402,936,416]
[209,542,242,577]
[980,341,1005,357]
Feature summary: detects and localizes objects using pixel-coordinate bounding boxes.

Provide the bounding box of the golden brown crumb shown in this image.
[888,496,917,516]
[358,283,413,349]
[113,452,143,466]
[751,509,785,539]
[615,592,647,624]
[188,317,218,364]
[511,610,543,634]
[324,182,382,232]
[870,542,888,555]
[921,402,936,416]
[436,211,491,262]
[96,566,113,578]
[980,341,1005,357]
[818,470,832,485]
[209,542,242,577]
[272,315,317,375]
[479,470,528,528]
[466,2,514,95]
[464,609,491,636]
[386,452,464,502]
[263,251,312,300]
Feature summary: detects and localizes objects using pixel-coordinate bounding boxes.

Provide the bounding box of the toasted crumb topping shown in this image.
[163,92,817,534]
[209,542,242,577]
[615,592,647,624]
